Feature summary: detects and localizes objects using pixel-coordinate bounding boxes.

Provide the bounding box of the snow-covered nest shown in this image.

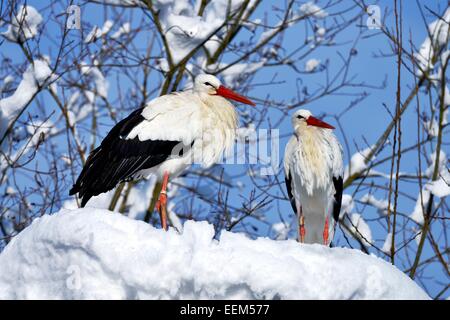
[0,209,428,300]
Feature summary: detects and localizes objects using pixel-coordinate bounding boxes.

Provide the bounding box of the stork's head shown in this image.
[292,109,335,131]
[194,74,255,106]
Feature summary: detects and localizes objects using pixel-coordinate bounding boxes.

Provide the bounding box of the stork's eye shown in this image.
[204,82,215,88]
[297,115,304,119]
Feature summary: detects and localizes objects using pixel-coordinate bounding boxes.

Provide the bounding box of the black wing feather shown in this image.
[69,108,192,207]
[285,171,297,214]
[332,175,343,222]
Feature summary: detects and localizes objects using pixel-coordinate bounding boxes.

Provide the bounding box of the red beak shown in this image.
[215,85,255,106]
[306,116,335,129]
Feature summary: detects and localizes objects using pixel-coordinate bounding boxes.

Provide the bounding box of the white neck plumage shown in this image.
[194,93,239,168]
[294,126,334,192]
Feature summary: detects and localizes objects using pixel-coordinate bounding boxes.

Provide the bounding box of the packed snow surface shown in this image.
[0,208,429,300]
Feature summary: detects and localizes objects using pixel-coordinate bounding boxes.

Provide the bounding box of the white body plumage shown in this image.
[284,109,343,245]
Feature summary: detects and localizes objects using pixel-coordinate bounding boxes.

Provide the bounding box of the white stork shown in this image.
[70,74,255,230]
[284,109,343,245]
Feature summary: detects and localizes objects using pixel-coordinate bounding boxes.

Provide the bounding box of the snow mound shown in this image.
[0,209,429,300]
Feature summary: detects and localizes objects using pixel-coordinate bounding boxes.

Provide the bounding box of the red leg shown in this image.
[298,205,305,243]
[323,217,329,245]
[157,171,170,231]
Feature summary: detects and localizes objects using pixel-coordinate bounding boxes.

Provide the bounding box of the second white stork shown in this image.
[70,74,255,230]
[284,109,343,245]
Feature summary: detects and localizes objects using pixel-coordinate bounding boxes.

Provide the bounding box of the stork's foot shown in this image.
[323,217,329,245]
